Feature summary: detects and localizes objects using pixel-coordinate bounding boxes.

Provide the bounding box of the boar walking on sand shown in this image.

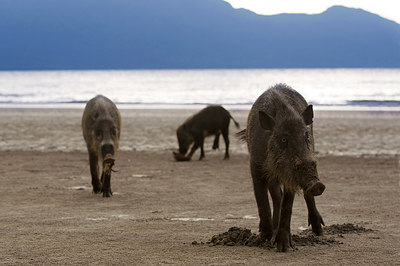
[82,95,121,197]
[173,105,239,161]
[238,84,325,252]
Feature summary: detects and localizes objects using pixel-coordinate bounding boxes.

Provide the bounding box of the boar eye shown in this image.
[95,129,102,138]
[278,135,288,148]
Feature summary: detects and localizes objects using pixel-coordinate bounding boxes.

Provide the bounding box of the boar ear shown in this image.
[302,105,314,125]
[259,111,275,131]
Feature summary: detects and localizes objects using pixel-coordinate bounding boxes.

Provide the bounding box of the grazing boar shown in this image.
[82,95,121,197]
[173,105,239,161]
[239,84,325,252]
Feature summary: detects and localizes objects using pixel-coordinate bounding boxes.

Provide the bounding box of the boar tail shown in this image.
[229,115,240,129]
[235,129,247,142]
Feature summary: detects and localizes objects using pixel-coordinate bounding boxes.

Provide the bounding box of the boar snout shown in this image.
[101,144,114,159]
[294,158,324,195]
[305,181,325,196]
[173,151,191,162]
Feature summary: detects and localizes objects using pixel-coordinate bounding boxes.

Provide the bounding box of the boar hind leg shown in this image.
[212,132,220,150]
[304,194,325,235]
[274,188,295,252]
[251,165,273,241]
[221,128,230,160]
[199,137,205,160]
[89,151,102,194]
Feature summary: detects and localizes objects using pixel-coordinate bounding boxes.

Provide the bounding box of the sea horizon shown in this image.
[1,68,400,111]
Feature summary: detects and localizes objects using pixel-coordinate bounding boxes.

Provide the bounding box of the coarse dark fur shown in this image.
[174,105,239,161]
[241,84,325,252]
[82,95,121,197]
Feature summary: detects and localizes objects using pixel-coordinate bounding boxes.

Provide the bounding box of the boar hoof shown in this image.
[274,232,293,252]
[102,189,113,198]
[311,221,324,236]
[309,212,325,236]
[259,231,270,242]
[305,181,325,196]
[93,187,102,194]
[92,182,102,194]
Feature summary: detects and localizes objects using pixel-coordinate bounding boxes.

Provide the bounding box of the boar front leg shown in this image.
[251,164,273,241]
[274,188,295,252]
[101,170,112,197]
[88,151,102,194]
[268,181,282,237]
[212,132,220,150]
[304,194,325,235]
[187,140,200,160]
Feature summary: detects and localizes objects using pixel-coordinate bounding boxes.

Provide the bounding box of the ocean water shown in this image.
[0,68,400,111]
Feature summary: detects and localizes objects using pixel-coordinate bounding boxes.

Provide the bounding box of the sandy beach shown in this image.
[0,108,399,264]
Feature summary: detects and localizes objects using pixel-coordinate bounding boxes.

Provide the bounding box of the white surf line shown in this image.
[111,214,129,218]
[170,217,215,222]
[170,215,259,222]
[242,215,257,219]
[86,217,108,221]
[68,186,91,190]
[60,216,76,220]
[85,214,130,221]
[83,215,258,222]
[131,174,153,178]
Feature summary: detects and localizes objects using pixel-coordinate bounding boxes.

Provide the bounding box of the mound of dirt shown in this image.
[299,223,372,236]
[323,223,373,235]
[206,223,372,249]
[208,227,273,249]
[207,227,340,248]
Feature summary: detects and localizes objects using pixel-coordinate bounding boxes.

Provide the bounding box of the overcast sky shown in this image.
[224,0,400,24]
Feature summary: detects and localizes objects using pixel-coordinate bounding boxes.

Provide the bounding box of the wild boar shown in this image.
[239,84,325,252]
[173,105,239,161]
[82,95,121,197]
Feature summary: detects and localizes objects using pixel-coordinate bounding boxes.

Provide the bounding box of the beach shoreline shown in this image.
[1,108,399,156]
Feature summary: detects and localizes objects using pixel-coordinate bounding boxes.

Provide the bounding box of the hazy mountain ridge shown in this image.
[0,0,399,70]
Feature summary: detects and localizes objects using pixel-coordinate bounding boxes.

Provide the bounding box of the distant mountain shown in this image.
[0,0,399,70]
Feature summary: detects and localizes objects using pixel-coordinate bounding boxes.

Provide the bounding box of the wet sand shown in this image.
[1,108,399,156]
[0,108,399,264]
